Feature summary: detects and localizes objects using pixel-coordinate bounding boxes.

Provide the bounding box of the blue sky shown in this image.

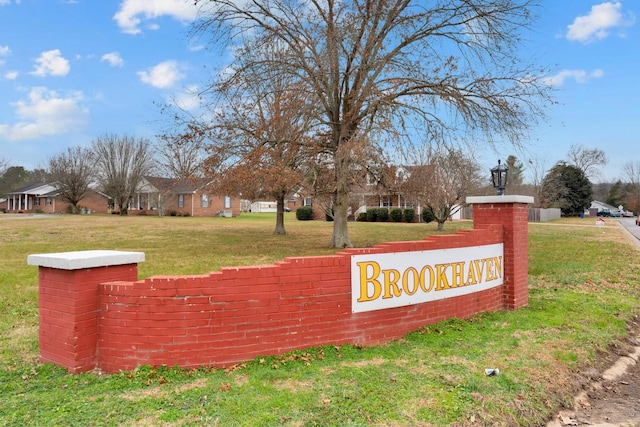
[0,1,637,183]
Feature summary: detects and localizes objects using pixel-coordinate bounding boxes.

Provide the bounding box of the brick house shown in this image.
[128,177,241,217]
[3,182,110,214]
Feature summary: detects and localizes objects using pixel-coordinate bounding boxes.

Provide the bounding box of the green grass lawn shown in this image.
[1,213,639,426]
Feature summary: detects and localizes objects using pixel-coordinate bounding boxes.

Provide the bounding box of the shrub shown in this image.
[403,208,415,223]
[169,210,177,217]
[296,206,313,220]
[377,208,389,222]
[422,208,435,223]
[357,212,367,221]
[390,208,403,222]
[366,208,378,222]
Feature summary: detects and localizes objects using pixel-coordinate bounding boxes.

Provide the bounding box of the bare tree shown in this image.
[567,144,607,181]
[622,161,640,213]
[0,157,8,178]
[156,128,206,180]
[401,146,481,230]
[192,0,553,247]
[92,134,154,215]
[46,146,96,214]
[198,44,319,235]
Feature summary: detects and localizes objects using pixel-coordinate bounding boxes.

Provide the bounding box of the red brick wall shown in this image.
[96,225,504,372]
[173,192,241,217]
[38,264,139,373]
[472,201,529,309]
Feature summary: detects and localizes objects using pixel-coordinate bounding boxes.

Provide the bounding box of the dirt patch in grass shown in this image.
[174,377,210,393]
[273,377,314,393]
[340,357,387,367]
[550,325,640,426]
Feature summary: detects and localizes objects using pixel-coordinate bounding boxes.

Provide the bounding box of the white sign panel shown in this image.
[351,243,504,313]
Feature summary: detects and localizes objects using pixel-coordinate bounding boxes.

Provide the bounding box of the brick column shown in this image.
[466,196,533,310]
[27,250,144,373]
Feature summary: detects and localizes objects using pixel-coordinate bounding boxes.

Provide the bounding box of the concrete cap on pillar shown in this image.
[27,250,145,270]
[466,195,534,204]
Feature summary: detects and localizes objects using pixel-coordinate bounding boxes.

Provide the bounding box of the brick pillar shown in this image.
[28,250,144,373]
[466,196,533,310]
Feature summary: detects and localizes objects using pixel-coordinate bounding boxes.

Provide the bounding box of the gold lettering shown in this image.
[451,262,465,287]
[466,261,478,285]
[402,267,419,296]
[435,263,450,290]
[473,259,486,283]
[383,269,402,299]
[420,265,435,293]
[357,261,382,302]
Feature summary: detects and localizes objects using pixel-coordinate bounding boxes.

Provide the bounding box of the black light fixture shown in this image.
[491,160,509,196]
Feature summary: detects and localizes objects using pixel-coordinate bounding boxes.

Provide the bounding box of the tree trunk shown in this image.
[329,149,352,248]
[274,195,286,235]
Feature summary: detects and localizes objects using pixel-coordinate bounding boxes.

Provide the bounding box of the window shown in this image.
[303,197,312,207]
[178,194,184,208]
[224,196,232,209]
[200,194,209,208]
[34,198,41,206]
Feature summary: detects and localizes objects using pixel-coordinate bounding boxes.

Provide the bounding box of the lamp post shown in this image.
[491,160,509,196]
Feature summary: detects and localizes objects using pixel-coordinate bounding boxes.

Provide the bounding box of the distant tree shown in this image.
[92,134,154,215]
[46,146,96,214]
[191,0,553,248]
[0,158,8,177]
[622,161,640,213]
[540,162,592,216]
[0,166,42,197]
[605,180,625,208]
[401,146,482,230]
[156,128,206,180]
[199,44,318,235]
[566,144,607,181]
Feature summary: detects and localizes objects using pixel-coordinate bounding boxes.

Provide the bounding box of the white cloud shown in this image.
[567,2,630,43]
[31,49,70,77]
[113,0,199,35]
[138,60,184,89]
[101,52,124,67]
[0,45,9,66]
[543,69,605,87]
[4,70,18,80]
[0,87,88,141]
[172,85,201,111]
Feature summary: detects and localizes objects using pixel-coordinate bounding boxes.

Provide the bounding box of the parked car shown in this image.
[637,216,640,226]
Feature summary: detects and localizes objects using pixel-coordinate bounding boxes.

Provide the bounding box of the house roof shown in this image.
[6,182,58,196]
[141,176,213,194]
[590,200,618,210]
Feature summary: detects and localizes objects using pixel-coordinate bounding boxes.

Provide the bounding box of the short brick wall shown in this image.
[30,196,532,373]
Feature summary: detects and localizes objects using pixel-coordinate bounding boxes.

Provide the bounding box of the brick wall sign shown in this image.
[30,195,533,373]
[352,243,504,313]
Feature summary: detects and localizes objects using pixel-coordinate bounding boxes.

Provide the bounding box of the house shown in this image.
[3,182,111,214]
[127,176,241,217]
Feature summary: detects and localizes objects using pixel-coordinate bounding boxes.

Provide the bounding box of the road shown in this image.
[616,217,640,251]
[548,215,640,427]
